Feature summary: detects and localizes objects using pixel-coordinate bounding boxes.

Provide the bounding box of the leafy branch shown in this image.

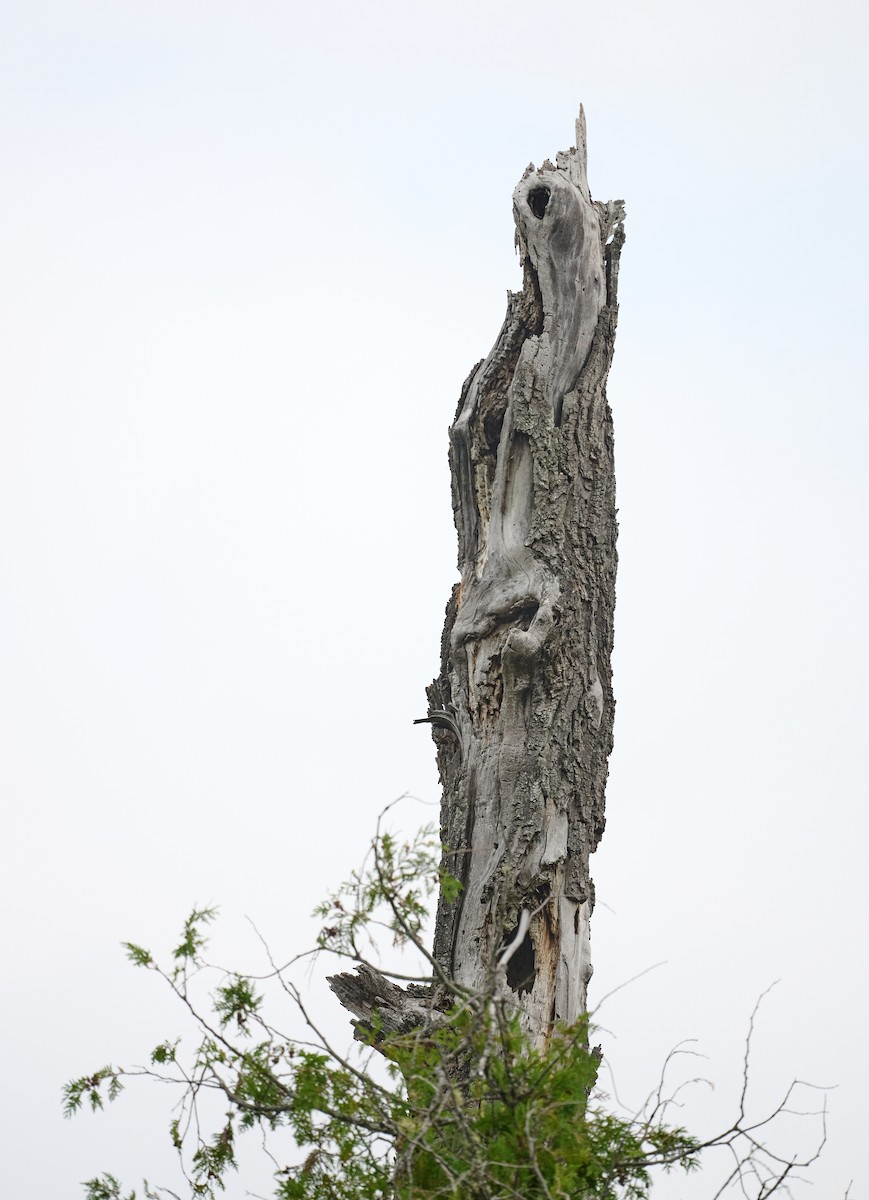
[65,810,833,1200]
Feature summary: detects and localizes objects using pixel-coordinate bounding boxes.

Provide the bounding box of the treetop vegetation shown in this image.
[65,807,829,1200]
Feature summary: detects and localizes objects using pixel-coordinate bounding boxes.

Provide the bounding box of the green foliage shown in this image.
[383,1007,699,1200]
[82,1174,137,1200]
[81,1174,165,1200]
[66,815,823,1199]
[64,1067,123,1116]
[213,974,263,1034]
[313,822,452,958]
[150,1040,179,1066]
[173,907,219,970]
[123,943,153,968]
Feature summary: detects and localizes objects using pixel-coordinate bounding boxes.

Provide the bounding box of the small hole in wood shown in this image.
[504,924,536,995]
[527,186,551,220]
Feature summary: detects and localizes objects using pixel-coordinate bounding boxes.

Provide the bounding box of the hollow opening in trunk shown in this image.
[527,186,551,220]
[504,923,536,995]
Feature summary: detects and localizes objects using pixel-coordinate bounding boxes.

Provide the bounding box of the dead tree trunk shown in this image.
[423,109,624,1038]
[330,110,624,1045]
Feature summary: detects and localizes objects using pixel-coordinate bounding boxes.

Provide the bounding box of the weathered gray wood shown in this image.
[330,110,624,1046]
[327,965,437,1043]
[427,108,624,1039]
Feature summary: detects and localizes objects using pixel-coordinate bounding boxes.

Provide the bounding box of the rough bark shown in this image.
[331,110,624,1045]
[327,965,439,1042]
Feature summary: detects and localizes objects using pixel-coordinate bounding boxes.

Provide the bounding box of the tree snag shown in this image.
[332,109,624,1046]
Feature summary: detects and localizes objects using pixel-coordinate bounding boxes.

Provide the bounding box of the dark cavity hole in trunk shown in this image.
[527,186,551,220]
[505,924,536,995]
[516,605,538,632]
[483,409,505,456]
[502,603,539,633]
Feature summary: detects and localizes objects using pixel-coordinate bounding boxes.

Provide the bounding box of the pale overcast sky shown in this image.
[2,1,867,1196]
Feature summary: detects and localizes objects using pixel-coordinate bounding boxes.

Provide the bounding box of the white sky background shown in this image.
[1,0,867,1195]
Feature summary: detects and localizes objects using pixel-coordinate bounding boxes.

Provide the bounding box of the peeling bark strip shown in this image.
[427,109,625,1038]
